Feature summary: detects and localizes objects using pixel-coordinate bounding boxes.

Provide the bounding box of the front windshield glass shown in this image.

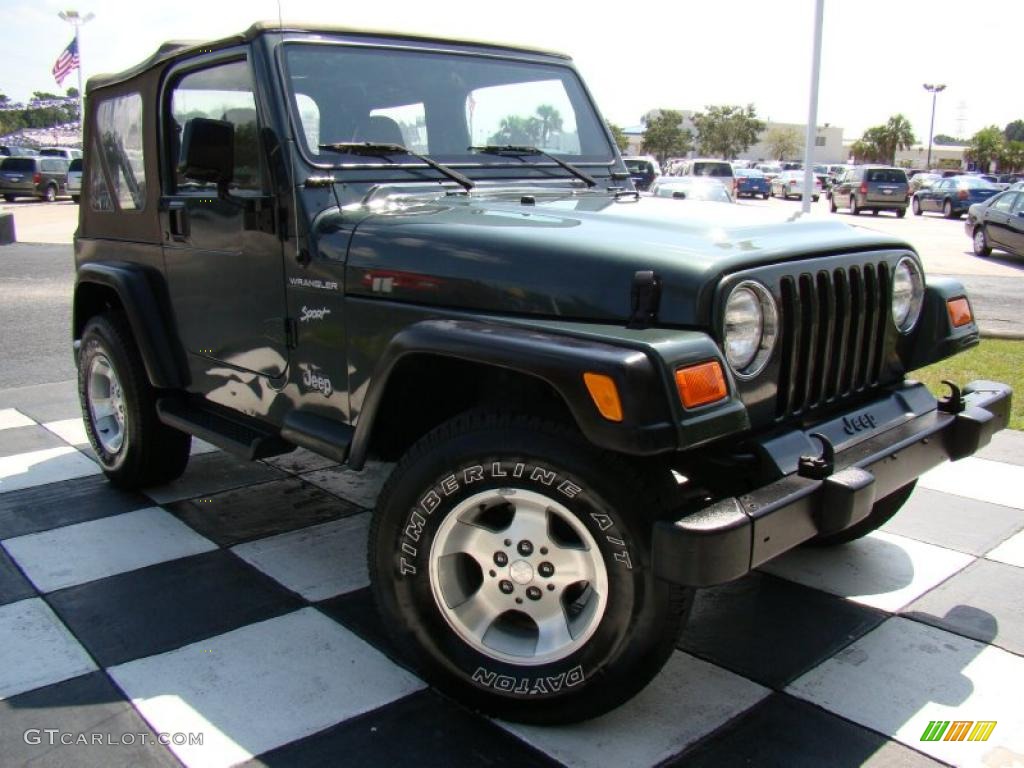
[283,43,612,166]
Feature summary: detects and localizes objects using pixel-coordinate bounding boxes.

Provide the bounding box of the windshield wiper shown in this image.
[470,145,597,188]
[318,141,475,192]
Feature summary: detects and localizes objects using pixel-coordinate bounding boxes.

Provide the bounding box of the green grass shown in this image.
[913,339,1023,431]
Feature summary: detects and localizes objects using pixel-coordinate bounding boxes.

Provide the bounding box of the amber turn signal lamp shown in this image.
[583,372,623,422]
[947,297,972,328]
[675,361,728,408]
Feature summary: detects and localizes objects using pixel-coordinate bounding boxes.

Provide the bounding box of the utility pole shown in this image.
[923,83,946,171]
[58,9,94,136]
[800,0,824,215]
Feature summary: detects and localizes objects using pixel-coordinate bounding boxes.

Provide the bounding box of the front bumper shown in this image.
[654,380,1012,587]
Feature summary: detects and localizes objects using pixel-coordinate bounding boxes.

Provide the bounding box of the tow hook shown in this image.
[938,380,966,414]
[798,433,835,479]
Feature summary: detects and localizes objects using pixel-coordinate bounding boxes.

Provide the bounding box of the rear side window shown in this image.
[90,92,146,212]
[1,158,34,172]
[40,158,65,172]
[69,159,83,172]
[693,162,732,177]
[866,169,907,183]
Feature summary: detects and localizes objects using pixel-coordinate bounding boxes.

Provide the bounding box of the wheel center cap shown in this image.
[509,560,534,585]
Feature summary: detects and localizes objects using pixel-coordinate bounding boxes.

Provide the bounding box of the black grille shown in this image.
[775,262,890,418]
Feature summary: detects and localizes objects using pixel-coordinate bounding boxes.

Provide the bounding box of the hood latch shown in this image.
[628,270,662,329]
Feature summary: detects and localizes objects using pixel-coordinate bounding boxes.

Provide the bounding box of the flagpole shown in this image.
[58,10,94,136]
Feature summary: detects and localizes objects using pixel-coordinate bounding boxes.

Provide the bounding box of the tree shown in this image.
[876,114,916,165]
[967,126,1005,172]
[534,104,562,145]
[933,134,966,146]
[488,115,542,146]
[764,126,803,160]
[606,122,630,153]
[999,140,1024,173]
[690,104,765,159]
[31,91,61,101]
[640,110,693,164]
[65,87,79,99]
[1004,120,1024,143]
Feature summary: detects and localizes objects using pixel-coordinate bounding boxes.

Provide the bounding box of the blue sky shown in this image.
[1,0,1020,141]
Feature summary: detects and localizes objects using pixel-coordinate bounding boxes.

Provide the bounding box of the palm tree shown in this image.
[879,114,916,165]
[535,105,563,145]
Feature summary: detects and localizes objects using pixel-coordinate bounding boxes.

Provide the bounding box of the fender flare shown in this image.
[347,319,679,468]
[74,262,187,389]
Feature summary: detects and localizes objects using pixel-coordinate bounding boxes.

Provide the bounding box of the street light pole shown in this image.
[58,9,95,134]
[923,83,946,171]
[800,0,825,215]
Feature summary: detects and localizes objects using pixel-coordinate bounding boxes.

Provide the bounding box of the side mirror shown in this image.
[179,117,234,190]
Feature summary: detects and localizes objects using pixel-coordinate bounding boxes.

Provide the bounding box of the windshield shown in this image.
[625,160,653,174]
[692,162,732,177]
[866,169,907,183]
[736,169,763,177]
[1,158,34,172]
[957,178,998,189]
[283,44,612,167]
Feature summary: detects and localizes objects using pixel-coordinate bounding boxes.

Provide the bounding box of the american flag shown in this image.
[52,38,79,86]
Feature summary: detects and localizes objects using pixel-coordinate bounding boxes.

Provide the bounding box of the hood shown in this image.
[338,190,910,326]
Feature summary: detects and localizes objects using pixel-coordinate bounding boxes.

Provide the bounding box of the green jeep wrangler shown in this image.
[73,23,1011,723]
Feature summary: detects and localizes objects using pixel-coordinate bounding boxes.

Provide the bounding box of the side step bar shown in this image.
[281,411,354,464]
[156,398,295,461]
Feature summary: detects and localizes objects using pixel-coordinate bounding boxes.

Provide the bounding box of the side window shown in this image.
[90,92,146,212]
[991,193,1015,213]
[1011,194,1024,214]
[169,60,262,194]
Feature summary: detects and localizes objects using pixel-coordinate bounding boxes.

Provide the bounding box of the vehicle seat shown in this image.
[352,115,405,146]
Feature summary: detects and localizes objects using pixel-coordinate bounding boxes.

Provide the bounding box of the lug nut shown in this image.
[517,540,534,556]
[538,562,554,577]
[526,586,542,601]
[540,547,549,555]
[547,584,555,591]
[493,551,508,567]
[516,597,524,604]
[499,580,514,594]
[504,538,512,547]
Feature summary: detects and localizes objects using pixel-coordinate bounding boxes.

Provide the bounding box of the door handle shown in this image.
[166,201,190,242]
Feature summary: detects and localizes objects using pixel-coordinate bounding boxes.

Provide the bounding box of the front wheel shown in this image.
[850,195,860,215]
[369,412,692,724]
[79,313,192,487]
[973,226,992,256]
[912,196,922,215]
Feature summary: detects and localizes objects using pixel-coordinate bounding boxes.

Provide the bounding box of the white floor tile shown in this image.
[4,507,217,592]
[302,461,394,508]
[191,438,219,455]
[0,446,100,494]
[43,417,89,446]
[760,531,974,612]
[500,652,769,768]
[986,529,1024,569]
[788,617,1024,767]
[0,408,35,430]
[231,514,370,601]
[108,607,424,768]
[919,457,1024,510]
[0,598,97,700]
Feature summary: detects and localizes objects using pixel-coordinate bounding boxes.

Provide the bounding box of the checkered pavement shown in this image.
[1,380,1022,768]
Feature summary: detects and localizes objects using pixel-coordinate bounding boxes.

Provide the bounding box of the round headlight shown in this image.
[724,281,778,377]
[892,257,924,332]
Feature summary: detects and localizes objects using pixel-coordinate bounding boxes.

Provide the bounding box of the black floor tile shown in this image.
[245,689,556,768]
[316,587,400,661]
[143,451,286,505]
[48,550,305,667]
[167,477,362,547]
[669,693,944,767]
[0,474,152,539]
[0,544,35,605]
[0,671,180,768]
[678,572,885,688]
[0,425,67,458]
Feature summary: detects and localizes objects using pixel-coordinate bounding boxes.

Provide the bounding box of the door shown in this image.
[1008,193,1024,255]
[160,56,289,388]
[984,192,1017,249]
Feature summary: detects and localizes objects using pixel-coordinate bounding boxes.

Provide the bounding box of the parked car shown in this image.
[965,189,1024,258]
[69,21,1009,724]
[67,157,83,203]
[912,176,1000,218]
[0,156,69,201]
[0,145,39,157]
[674,158,735,198]
[812,164,830,188]
[622,156,660,191]
[39,147,82,161]
[734,168,770,199]
[909,172,941,195]
[757,163,783,182]
[770,170,821,201]
[648,176,733,202]
[830,166,908,217]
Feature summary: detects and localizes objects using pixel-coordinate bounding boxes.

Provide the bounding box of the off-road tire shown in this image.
[78,312,191,487]
[369,410,693,724]
[807,481,917,547]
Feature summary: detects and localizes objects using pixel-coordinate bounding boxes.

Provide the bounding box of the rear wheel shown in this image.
[896,207,906,218]
[43,185,56,203]
[71,195,80,204]
[762,192,769,200]
[829,194,838,212]
[78,313,191,487]
[2,194,14,202]
[808,481,917,546]
[973,225,992,257]
[369,411,692,724]
[850,195,860,215]
[943,199,955,218]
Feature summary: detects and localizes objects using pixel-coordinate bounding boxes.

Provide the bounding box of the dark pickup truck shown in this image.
[72,22,1010,724]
